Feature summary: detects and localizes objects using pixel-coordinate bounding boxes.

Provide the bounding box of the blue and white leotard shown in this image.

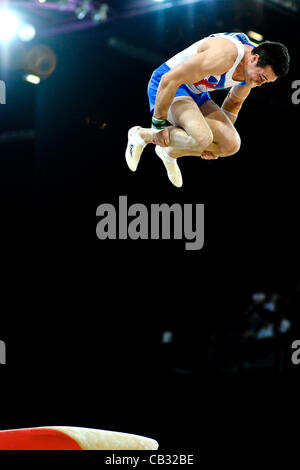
[147,32,256,113]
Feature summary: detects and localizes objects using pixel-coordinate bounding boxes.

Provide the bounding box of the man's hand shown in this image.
[151,128,170,147]
[201,151,219,160]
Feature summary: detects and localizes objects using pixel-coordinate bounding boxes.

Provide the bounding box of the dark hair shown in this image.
[251,41,290,78]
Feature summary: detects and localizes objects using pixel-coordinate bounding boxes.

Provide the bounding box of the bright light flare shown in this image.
[0,10,19,41]
[24,74,41,85]
[247,30,263,42]
[18,24,36,42]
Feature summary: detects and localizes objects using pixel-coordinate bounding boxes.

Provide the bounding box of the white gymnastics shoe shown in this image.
[155,145,183,188]
[125,126,146,172]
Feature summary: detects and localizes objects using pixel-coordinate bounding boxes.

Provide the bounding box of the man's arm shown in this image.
[152,38,238,146]
[221,84,253,124]
[153,38,237,121]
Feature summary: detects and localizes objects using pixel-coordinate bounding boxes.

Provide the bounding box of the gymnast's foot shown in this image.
[155,145,183,188]
[125,126,147,172]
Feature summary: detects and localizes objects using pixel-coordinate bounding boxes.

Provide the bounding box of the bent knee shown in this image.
[222,132,241,156]
[192,128,214,150]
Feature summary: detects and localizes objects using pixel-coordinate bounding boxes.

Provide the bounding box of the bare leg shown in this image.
[139,97,241,159]
[199,100,241,157]
[139,97,214,159]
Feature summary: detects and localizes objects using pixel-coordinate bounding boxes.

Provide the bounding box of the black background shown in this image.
[0,0,299,454]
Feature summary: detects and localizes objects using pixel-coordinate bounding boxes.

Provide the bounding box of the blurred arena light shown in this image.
[24,74,41,85]
[25,45,57,79]
[267,0,300,13]
[247,30,263,42]
[75,0,90,20]
[91,3,109,22]
[0,9,19,42]
[18,24,36,42]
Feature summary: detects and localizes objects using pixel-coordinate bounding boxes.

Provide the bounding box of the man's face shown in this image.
[244,53,277,87]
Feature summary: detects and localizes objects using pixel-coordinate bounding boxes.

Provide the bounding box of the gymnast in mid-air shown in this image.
[125,32,290,187]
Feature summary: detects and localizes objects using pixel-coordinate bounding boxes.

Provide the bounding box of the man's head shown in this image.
[244,41,290,87]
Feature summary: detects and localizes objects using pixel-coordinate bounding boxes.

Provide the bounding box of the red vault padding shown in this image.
[0,428,82,450]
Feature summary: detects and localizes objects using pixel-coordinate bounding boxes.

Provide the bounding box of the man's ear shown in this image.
[250,53,259,65]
